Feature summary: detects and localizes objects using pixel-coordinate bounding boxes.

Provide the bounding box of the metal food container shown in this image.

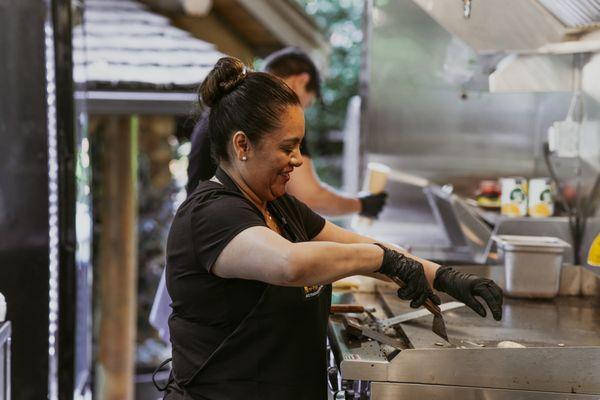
[492,235,571,298]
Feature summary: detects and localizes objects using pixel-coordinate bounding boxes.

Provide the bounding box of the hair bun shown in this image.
[200,57,248,107]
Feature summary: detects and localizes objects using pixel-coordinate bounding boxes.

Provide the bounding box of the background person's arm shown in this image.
[287,156,361,216]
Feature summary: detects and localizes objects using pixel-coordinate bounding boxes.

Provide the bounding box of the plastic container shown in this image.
[0,293,5,322]
[492,235,571,298]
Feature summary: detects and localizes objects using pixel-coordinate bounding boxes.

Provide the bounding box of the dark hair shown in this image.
[200,57,301,164]
[263,47,321,98]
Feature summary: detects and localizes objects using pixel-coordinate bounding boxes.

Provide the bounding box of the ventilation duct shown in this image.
[410,0,600,54]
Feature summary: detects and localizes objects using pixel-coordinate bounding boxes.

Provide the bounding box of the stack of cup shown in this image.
[352,162,390,230]
[364,162,391,196]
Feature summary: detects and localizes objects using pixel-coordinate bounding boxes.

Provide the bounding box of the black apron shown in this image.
[164,168,331,400]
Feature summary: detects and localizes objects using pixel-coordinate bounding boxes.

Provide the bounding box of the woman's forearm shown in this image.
[213,225,438,289]
[283,241,383,286]
[312,221,441,287]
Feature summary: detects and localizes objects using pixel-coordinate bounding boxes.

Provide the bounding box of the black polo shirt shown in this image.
[186,112,312,196]
[166,168,330,399]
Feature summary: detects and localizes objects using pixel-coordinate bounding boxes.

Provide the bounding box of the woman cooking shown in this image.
[164,57,503,399]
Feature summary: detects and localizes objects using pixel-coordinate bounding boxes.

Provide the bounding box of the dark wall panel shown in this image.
[0,1,50,399]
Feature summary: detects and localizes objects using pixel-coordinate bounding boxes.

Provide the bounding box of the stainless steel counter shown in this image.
[328,276,600,399]
[377,287,600,349]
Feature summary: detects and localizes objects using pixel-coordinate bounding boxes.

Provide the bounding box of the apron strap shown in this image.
[152,357,174,391]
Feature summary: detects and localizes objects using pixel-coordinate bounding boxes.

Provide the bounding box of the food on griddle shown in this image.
[497,340,526,348]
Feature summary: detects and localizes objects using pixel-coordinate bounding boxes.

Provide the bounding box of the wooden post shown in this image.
[139,116,175,188]
[96,115,139,400]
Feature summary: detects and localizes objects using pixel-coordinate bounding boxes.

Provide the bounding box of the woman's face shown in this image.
[242,105,305,202]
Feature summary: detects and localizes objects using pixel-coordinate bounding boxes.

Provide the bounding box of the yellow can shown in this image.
[500,177,528,217]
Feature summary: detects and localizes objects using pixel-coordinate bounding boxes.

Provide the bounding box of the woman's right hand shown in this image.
[374,244,441,308]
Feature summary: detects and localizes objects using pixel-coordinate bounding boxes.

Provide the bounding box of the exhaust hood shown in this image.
[538,0,600,30]
[410,0,600,54]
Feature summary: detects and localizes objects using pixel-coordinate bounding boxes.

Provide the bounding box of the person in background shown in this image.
[186,47,387,218]
[164,57,503,399]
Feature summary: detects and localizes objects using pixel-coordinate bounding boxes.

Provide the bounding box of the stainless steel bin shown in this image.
[492,235,571,298]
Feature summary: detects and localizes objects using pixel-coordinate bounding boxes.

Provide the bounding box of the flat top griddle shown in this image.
[376,286,600,349]
[328,282,600,395]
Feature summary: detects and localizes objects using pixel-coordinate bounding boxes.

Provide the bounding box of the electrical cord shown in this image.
[543,142,571,215]
[580,172,600,243]
[543,141,600,265]
[543,142,580,263]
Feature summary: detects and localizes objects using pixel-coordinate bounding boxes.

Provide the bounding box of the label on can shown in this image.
[528,178,554,218]
[500,177,528,217]
[588,234,600,267]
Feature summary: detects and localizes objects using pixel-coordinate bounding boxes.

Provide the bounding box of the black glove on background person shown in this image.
[434,266,503,321]
[359,192,388,218]
[374,243,441,308]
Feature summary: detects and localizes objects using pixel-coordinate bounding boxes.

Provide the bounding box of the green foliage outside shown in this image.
[296,0,364,185]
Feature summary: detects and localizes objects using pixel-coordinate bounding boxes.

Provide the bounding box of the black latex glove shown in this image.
[359,192,388,218]
[434,266,503,321]
[374,243,441,308]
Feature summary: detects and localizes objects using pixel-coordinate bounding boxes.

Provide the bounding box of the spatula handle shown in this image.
[330,304,365,313]
[390,276,442,317]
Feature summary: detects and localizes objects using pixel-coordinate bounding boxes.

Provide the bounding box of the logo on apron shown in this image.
[302,285,324,300]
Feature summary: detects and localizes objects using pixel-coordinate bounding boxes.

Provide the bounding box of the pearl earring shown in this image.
[242,156,247,161]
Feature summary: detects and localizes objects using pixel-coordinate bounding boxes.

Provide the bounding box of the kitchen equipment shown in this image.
[330,304,376,314]
[389,276,449,342]
[379,301,464,329]
[328,285,600,399]
[492,235,571,298]
[423,184,493,263]
[342,316,405,350]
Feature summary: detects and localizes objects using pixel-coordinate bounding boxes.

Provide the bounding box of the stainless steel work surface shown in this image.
[329,279,600,395]
[378,286,600,349]
[371,382,599,400]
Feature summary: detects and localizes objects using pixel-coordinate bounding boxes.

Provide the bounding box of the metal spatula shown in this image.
[389,276,449,342]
